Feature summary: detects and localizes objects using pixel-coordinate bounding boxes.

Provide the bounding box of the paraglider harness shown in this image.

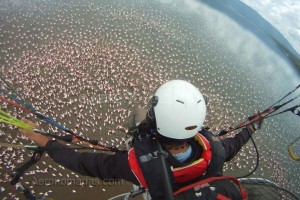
[128,124,248,200]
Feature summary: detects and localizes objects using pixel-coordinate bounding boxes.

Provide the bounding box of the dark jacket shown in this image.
[45,128,252,186]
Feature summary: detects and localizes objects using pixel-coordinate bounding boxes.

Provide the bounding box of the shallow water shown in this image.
[0,0,299,199]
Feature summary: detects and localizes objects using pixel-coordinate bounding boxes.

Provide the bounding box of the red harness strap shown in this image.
[128,148,148,187]
[173,176,248,200]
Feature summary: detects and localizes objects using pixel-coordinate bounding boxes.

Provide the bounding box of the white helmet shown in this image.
[147,80,207,139]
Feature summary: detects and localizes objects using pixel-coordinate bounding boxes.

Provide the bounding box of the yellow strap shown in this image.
[288,145,300,161]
